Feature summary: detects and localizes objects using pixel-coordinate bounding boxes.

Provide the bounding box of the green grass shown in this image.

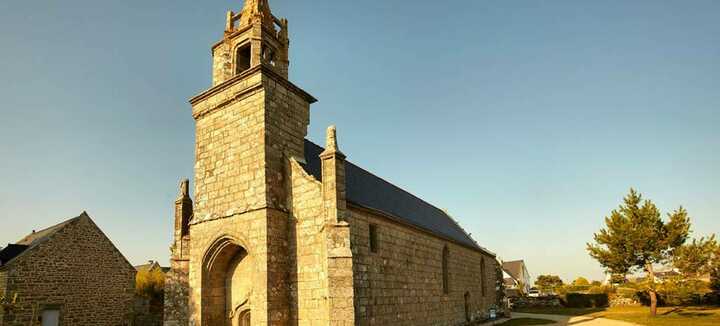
[515,306,720,326]
[495,318,556,326]
[590,306,720,326]
[513,307,603,316]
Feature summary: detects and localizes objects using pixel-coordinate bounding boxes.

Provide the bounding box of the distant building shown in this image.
[0,212,135,326]
[135,260,170,274]
[502,260,531,297]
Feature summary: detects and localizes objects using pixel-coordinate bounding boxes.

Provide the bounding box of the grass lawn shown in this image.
[495,318,555,326]
[515,306,720,326]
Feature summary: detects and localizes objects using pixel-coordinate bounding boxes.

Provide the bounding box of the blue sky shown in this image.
[0,0,718,283]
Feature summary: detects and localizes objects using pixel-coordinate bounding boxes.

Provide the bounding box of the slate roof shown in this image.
[301,139,491,254]
[0,244,29,266]
[0,213,84,267]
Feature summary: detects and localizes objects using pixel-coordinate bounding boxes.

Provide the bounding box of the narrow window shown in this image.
[442,246,449,294]
[235,44,251,74]
[369,224,378,253]
[481,257,487,297]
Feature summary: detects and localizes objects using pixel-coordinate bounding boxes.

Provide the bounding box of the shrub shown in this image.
[658,277,710,306]
[136,269,165,301]
[616,287,638,299]
[564,293,609,308]
[637,291,667,307]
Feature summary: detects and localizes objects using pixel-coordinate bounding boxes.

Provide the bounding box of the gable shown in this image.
[0,213,135,273]
[301,139,490,254]
[502,260,525,280]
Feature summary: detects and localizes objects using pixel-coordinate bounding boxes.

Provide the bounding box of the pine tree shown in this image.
[587,189,690,316]
[673,235,717,277]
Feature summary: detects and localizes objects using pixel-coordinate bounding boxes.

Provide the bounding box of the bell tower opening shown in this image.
[235,44,251,74]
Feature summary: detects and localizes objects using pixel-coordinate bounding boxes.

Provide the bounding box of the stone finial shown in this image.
[178,178,190,200]
[225,10,234,32]
[239,0,275,30]
[326,125,338,151]
[320,125,345,159]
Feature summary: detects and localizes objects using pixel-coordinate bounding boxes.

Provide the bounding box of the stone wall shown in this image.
[0,215,135,325]
[163,260,189,326]
[191,70,268,224]
[349,207,497,326]
[288,158,328,325]
[0,270,6,322]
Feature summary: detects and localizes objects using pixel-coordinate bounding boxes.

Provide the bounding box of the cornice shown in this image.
[189,64,317,108]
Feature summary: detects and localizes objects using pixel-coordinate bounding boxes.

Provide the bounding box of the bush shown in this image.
[659,278,710,306]
[703,292,720,306]
[636,291,667,307]
[564,293,609,308]
[136,269,165,302]
[616,287,638,299]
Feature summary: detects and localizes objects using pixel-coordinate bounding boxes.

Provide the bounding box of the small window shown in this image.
[442,246,449,294]
[235,44,251,74]
[369,224,378,253]
[41,309,60,326]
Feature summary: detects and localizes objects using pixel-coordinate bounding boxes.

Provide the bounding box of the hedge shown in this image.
[564,293,609,308]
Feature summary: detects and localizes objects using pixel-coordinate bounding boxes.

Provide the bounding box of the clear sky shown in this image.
[1,0,718,283]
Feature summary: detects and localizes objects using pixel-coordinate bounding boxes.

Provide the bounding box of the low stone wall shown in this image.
[511,296,562,309]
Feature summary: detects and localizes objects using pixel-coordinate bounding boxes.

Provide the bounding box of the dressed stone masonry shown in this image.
[164,1,499,325]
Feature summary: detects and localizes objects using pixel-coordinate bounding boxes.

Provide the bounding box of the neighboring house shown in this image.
[503,260,532,296]
[135,260,170,274]
[163,1,499,325]
[0,212,135,326]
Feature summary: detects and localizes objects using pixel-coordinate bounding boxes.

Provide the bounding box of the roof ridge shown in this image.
[2,213,85,269]
[16,214,84,245]
[306,139,453,219]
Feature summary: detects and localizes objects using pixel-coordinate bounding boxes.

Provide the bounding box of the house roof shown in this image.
[135,260,170,273]
[502,260,526,280]
[16,216,80,247]
[0,212,106,269]
[1,214,85,267]
[301,139,491,254]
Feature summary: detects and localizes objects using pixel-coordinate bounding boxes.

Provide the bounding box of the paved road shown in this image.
[508,312,640,326]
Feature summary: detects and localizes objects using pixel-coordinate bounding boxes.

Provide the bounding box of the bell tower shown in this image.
[184,0,316,325]
[213,0,290,85]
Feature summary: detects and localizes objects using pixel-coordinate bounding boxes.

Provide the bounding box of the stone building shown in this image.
[0,212,136,326]
[164,1,499,325]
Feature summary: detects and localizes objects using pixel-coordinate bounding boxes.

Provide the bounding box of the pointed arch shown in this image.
[201,236,254,326]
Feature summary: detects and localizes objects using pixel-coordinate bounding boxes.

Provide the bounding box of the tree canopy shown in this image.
[587,189,691,316]
[535,275,563,293]
[673,235,717,277]
[572,277,590,286]
[136,268,165,301]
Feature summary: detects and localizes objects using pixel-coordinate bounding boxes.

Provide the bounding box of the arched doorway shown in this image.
[236,310,251,326]
[202,238,254,326]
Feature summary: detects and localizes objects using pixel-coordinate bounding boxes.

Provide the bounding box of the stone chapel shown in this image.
[163,1,499,325]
